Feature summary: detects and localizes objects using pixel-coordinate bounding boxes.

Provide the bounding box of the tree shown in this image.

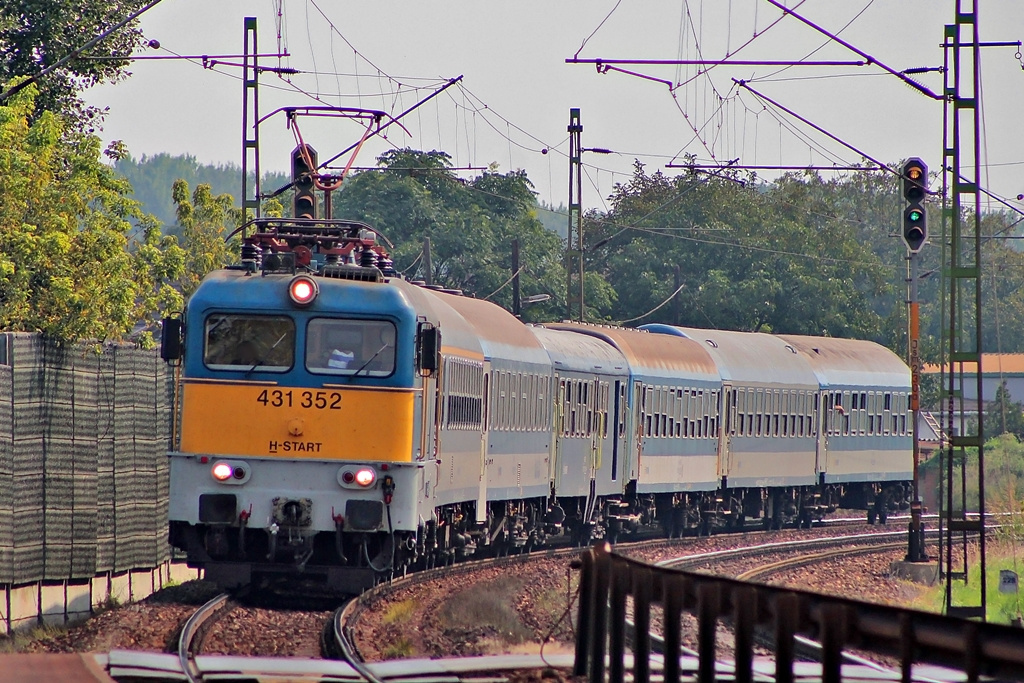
[171,180,241,297]
[114,153,290,230]
[332,149,566,320]
[986,381,1024,440]
[0,1,149,132]
[0,82,182,342]
[586,161,896,339]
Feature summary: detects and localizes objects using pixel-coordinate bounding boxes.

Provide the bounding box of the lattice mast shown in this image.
[941,0,986,620]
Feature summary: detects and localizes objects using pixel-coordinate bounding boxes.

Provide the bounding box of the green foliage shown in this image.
[171,180,241,297]
[333,149,564,322]
[587,161,895,337]
[380,637,414,659]
[923,433,1024,514]
[917,540,1024,625]
[114,153,290,230]
[0,1,148,132]
[986,381,1024,440]
[0,83,183,342]
[436,577,532,645]
[382,599,418,624]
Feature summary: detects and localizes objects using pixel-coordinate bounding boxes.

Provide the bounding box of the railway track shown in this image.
[342,517,909,662]
[177,593,232,683]
[734,538,910,582]
[661,527,919,573]
[61,517,933,681]
[30,515,915,679]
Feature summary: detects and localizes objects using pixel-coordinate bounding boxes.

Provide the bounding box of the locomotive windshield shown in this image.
[204,314,295,372]
[306,318,396,377]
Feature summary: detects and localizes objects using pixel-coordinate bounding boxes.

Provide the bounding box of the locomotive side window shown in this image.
[204,314,295,371]
[306,318,396,377]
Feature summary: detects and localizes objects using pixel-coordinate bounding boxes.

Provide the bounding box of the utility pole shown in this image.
[941,0,986,620]
[423,237,433,286]
[566,109,584,322]
[240,17,260,228]
[512,239,521,318]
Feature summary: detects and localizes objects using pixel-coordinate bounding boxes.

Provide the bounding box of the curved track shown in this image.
[177,592,232,683]
[734,539,908,582]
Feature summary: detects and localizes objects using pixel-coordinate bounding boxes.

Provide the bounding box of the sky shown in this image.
[84,1,1024,213]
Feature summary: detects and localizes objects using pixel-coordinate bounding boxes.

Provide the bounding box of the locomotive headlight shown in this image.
[338,466,377,489]
[288,275,319,307]
[210,460,250,485]
[212,463,234,481]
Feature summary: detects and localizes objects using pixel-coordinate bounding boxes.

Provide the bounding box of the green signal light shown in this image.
[908,209,924,222]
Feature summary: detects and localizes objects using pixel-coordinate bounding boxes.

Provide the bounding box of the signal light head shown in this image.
[903,205,928,252]
[288,275,318,307]
[901,158,928,203]
[901,158,928,253]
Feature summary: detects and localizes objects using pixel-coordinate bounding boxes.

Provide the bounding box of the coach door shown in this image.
[476,366,490,523]
[815,390,828,479]
[630,380,643,481]
[552,376,572,491]
[610,380,623,484]
[717,385,734,480]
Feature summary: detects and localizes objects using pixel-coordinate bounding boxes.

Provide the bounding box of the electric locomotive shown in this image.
[162,219,448,588]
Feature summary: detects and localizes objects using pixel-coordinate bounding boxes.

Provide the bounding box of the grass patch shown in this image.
[437,578,532,645]
[381,636,414,658]
[913,541,1024,624]
[382,599,418,625]
[0,623,68,653]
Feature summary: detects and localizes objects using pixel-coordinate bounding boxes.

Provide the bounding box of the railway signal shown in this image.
[901,158,928,252]
[292,144,318,219]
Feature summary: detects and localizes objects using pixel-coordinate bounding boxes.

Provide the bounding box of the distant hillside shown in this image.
[114,153,289,229]
[537,202,568,239]
[116,154,570,241]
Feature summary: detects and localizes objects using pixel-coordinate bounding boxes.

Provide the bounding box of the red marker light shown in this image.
[288,275,318,307]
[354,468,376,487]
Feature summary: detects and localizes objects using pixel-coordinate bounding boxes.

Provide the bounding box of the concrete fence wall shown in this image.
[0,333,190,633]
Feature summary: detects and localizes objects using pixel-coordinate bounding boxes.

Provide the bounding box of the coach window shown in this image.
[659,388,668,438]
[749,390,756,436]
[307,318,396,377]
[205,314,295,371]
[667,389,676,438]
[868,392,877,435]
[797,392,805,437]
[901,393,909,434]
[879,393,888,435]
[780,391,789,437]
[751,390,757,437]
[790,392,798,437]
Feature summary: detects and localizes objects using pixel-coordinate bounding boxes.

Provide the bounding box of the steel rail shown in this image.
[177,592,231,683]
[735,540,908,582]
[331,599,389,683]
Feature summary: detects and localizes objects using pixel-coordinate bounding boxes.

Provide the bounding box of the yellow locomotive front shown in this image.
[163,221,441,590]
